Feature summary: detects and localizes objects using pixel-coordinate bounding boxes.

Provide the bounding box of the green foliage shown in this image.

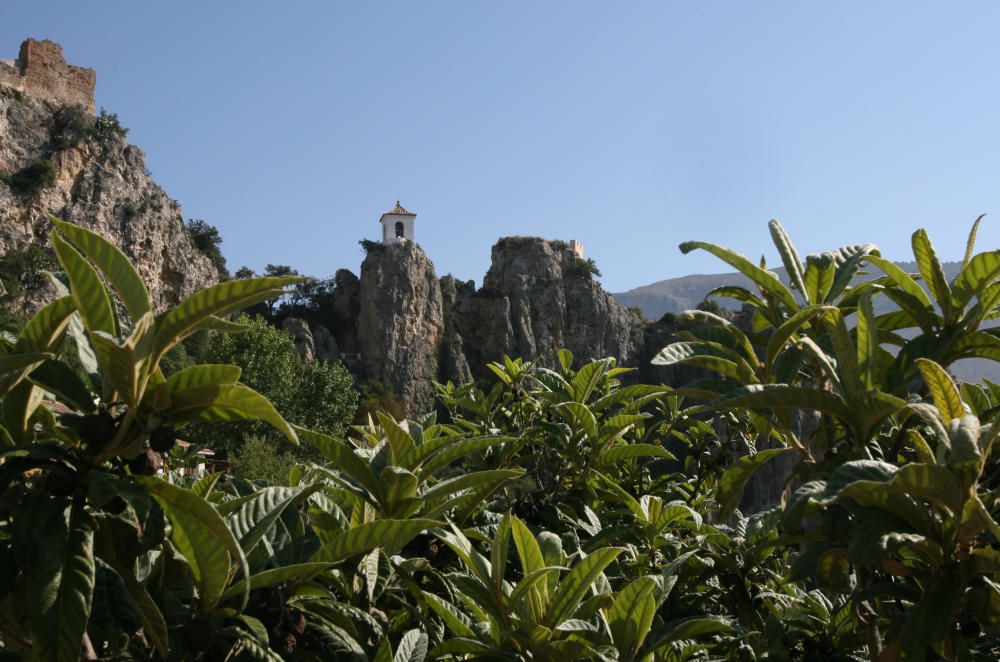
[50,106,128,151]
[0,158,56,197]
[2,214,1000,660]
[0,243,58,303]
[185,218,228,276]
[652,217,1000,658]
[187,314,357,457]
[566,256,603,279]
[356,379,406,421]
[229,436,297,484]
[92,108,127,141]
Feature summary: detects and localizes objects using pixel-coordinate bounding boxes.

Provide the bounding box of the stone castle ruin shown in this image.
[0,39,95,113]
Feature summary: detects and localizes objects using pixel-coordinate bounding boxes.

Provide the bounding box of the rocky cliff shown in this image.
[286,237,647,417]
[0,39,220,313]
[356,241,446,416]
[474,237,641,368]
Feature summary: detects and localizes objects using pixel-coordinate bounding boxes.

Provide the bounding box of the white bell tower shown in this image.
[380,201,416,245]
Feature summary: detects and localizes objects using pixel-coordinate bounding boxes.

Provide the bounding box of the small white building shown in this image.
[380,201,417,245]
[569,239,584,258]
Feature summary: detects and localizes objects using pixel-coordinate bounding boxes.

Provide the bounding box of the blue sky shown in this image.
[3,2,999,292]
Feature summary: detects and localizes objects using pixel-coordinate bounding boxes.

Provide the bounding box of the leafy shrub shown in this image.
[187,314,356,457]
[355,378,405,421]
[49,106,127,151]
[230,436,296,484]
[49,104,92,150]
[0,243,57,302]
[92,108,127,140]
[0,158,56,197]
[185,218,228,276]
[565,255,603,279]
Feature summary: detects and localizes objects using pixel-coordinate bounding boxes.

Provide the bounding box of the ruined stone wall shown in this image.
[0,39,95,113]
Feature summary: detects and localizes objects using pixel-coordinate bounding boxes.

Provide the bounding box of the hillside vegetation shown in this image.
[0,216,998,660]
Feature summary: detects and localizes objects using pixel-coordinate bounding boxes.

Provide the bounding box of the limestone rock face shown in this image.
[0,89,221,312]
[283,317,341,365]
[344,237,643,417]
[475,237,641,368]
[283,317,317,363]
[357,242,445,417]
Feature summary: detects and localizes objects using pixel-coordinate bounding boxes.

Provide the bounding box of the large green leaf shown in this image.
[819,308,861,395]
[651,341,757,383]
[310,519,438,563]
[27,502,96,662]
[803,254,835,305]
[297,426,379,497]
[824,243,880,303]
[717,448,794,520]
[598,443,675,466]
[14,296,76,354]
[29,359,95,412]
[556,402,599,439]
[680,309,758,364]
[165,364,242,392]
[765,306,828,369]
[544,547,623,628]
[512,517,546,578]
[50,216,151,321]
[951,249,1000,312]
[571,358,612,403]
[0,351,55,399]
[705,285,768,310]
[679,240,798,310]
[219,562,335,603]
[699,384,852,421]
[168,383,298,444]
[393,628,428,662]
[607,576,657,659]
[836,462,963,515]
[51,230,117,336]
[950,330,1000,363]
[850,391,907,442]
[417,435,514,477]
[856,291,878,389]
[377,412,417,464]
[866,256,934,310]
[225,485,322,556]
[421,592,477,638]
[152,276,300,359]
[912,229,952,319]
[645,615,733,652]
[963,214,985,268]
[138,477,250,613]
[89,330,141,405]
[915,358,963,422]
[2,381,44,443]
[769,219,807,303]
[420,469,520,505]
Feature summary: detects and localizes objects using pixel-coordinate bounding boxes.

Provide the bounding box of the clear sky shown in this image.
[3,2,999,292]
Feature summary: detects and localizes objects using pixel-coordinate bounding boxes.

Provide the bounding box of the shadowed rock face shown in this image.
[0,87,221,313]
